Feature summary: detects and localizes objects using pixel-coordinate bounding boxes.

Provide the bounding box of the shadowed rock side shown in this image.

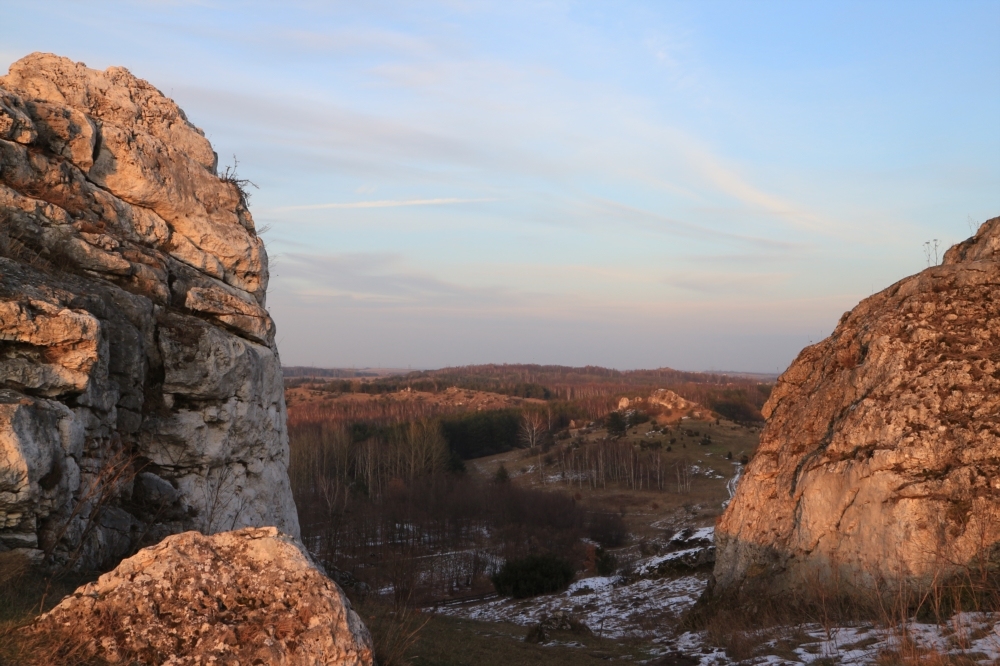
[713,217,1000,601]
[26,528,374,665]
[0,53,298,570]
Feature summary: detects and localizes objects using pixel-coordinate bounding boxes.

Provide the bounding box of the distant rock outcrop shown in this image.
[27,527,374,665]
[648,389,700,416]
[713,217,1000,601]
[0,53,298,570]
[618,389,701,416]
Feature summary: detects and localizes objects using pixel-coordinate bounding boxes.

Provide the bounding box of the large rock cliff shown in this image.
[714,217,1000,600]
[0,53,299,570]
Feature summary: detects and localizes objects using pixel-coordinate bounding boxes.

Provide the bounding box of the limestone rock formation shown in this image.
[647,389,700,416]
[618,390,700,415]
[713,217,1000,600]
[27,527,374,665]
[0,53,298,570]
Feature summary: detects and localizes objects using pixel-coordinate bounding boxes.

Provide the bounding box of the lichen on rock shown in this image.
[26,527,374,665]
[0,52,298,570]
[712,216,1000,603]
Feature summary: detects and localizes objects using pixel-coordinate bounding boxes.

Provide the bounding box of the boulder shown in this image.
[0,53,298,569]
[524,610,593,644]
[27,527,374,665]
[713,217,1000,601]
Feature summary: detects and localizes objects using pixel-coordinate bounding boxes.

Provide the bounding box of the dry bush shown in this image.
[218,156,257,209]
[5,621,104,666]
[698,604,785,662]
[354,599,429,666]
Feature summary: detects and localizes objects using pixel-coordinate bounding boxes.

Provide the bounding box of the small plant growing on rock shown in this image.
[219,156,258,209]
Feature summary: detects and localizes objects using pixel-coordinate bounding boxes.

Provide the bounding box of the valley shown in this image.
[284,365,1000,665]
[0,42,996,666]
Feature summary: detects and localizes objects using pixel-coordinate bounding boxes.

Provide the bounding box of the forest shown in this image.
[286,364,768,605]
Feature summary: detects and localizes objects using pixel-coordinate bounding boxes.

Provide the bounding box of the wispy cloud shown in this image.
[663,271,789,294]
[585,198,806,251]
[271,197,496,212]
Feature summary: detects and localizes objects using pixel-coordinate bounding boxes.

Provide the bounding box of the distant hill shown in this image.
[285,363,775,423]
[282,366,414,378]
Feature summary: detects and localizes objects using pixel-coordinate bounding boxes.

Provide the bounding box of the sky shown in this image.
[2,1,998,373]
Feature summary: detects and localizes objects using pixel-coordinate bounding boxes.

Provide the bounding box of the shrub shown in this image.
[595,548,618,576]
[628,410,650,426]
[440,409,521,459]
[605,411,627,437]
[491,554,575,598]
[587,512,628,548]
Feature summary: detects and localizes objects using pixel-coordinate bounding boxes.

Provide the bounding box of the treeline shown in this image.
[301,475,587,604]
[287,396,451,430]
[675,384,772,423]
[286,363,773,422]
[283,366,379,379]
[289,420,453,508]
[290,376,553,399]
[552,438,697,493]
[289,409,531,480]
[289,420,590,603]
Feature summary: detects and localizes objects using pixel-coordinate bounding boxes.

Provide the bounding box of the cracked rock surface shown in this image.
[0,53,298,570]
[713,217,1000,600]
[28,527,374,665]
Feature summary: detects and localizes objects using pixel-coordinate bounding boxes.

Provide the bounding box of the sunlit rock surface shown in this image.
[0,53,298,569]
[28,527,373,665]
[714,217,1000,599]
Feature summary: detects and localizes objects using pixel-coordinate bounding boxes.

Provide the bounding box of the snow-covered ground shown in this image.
[427,461,1000,663]
[430,521,1000,664]
[436,568,1000,664]
[432,572,708,639]
[659,613,1000,665]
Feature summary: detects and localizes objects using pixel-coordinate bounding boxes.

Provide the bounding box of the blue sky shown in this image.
[2,1,998,372]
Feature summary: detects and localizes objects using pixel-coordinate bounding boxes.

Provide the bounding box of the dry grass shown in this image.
[398,613,652,666]
[0,556,100,666]
[355,600,431,666]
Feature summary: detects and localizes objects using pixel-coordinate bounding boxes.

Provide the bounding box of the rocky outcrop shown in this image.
[0,53,298,570]
[713,217,1000,601]
[27,527,374,665]
[618,390,701,416]
[648,389,701,416]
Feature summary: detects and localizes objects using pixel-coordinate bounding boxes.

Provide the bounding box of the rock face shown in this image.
[0,53,298,570]
[28,527,374,665]
[713,217,1000,600]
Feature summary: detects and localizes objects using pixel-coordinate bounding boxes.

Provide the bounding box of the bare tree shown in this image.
[519,411,546,450]
[674,458,692,494]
